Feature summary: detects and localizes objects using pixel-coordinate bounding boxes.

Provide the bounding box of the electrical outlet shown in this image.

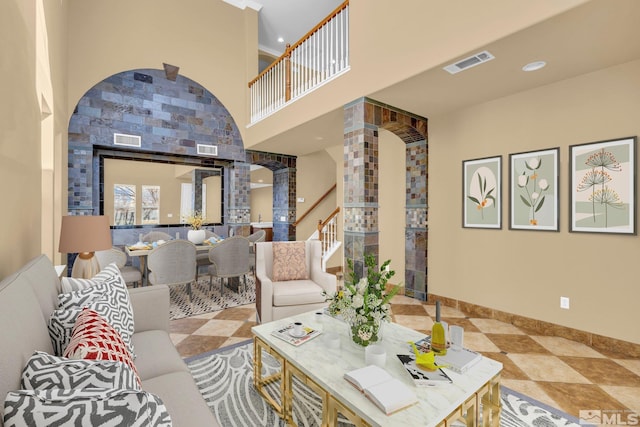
[560,297,570,309]
[280,216,286,222]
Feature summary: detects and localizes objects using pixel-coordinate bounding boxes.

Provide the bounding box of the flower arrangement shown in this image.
[325,254,400,346]
[183,211,204,230]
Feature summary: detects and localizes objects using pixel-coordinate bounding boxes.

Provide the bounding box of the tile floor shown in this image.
[169,295,640,420]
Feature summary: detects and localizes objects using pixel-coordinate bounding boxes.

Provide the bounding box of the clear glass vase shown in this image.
[348,319,383,347]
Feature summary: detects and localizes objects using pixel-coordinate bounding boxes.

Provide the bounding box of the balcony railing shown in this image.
[248,1,350,124]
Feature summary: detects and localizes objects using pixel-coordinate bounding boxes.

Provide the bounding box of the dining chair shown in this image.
[207,236,251,295]
[141,231,173,243]
[147,240,197,300]
[95,247,143,287]
[247,229,266,274]
[195,230,223,280]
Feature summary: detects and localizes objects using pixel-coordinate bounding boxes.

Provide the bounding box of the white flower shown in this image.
[528,158,540,169]
[538,179,548,190]
[531,192,539,200]
[352,294,364,308]
[356,278,367,294]
[517,175,528,187]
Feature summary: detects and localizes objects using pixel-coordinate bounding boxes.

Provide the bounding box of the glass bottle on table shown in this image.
[431,301,447,355]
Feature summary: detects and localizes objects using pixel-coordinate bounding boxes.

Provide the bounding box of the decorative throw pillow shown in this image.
[60,262,125,293]
[3,388,171,427]
[63,308,140,387]
[272,241,308,281]
[48,263,135,357]
[21,351,140,391]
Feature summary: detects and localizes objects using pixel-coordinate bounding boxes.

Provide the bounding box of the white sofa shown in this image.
[0,255,219,426]
[255,240,337,323]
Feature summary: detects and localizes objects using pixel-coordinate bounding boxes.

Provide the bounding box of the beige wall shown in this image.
[250,167,273,223]
[0,0,67,276]
[429,59,640,344]
[295,150,337,242]
[66,0,257,134]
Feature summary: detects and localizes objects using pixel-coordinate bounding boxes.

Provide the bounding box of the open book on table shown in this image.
[271,323,321,346]
[411,336,482,374]
[344,365,417,415]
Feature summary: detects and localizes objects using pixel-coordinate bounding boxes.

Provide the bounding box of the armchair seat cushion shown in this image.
[272,280,326,307]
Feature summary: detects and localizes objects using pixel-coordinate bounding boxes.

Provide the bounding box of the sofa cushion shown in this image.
[142,371,220,427]
[21,351,140,391]
[272,241,308,281]
[130,330,189,381]
[48,263,135,356]
[3,388,171,427]
[272,280,326,307]
[63,308,140,387]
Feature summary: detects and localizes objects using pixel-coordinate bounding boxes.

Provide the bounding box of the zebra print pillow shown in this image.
[21,351,140,391]
[48,263,135,356]
[3,389,171,427]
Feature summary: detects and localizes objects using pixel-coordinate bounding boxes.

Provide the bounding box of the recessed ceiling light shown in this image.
[522,61,546,72]
[277,37,284,43]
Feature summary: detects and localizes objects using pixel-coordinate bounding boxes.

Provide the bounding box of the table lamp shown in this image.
[59,215,112,278]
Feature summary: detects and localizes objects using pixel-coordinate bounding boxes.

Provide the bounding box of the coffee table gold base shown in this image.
[253,335,501,427]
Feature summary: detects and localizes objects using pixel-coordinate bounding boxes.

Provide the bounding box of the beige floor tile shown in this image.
[391,295,423,305]
[531,336,607,358]
[615,359,640,377]
[507,354,591,383]
[393,314,432,333]
[501,379,561,410]
[423,305,466,318]
[193,319,244,336]
[468,318,524,334]
[190,311,220,320]
[170,333,189,346]
[599,386,640,412]
[463,332,501,352]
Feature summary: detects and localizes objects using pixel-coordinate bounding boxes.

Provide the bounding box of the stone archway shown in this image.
[343,97,428,300]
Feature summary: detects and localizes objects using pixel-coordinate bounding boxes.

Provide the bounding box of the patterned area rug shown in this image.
[186,341,584,427]
[168,275,256,320]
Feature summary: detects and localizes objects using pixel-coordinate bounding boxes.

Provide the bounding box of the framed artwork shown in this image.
[569,136,636,234]
[509,148,559,231]
[462,156,502,229]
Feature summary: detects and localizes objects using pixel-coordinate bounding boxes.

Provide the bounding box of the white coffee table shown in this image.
[252,310,502,427]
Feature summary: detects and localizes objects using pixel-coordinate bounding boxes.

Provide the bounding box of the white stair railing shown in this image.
[249,1,350,124]
[308,207,341,272]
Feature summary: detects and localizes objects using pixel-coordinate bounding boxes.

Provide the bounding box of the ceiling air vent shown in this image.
[443,50,495,75]
[197,144,218,156]
[113,133,141,148]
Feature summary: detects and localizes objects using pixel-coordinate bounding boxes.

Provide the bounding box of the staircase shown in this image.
[309,207,341,271]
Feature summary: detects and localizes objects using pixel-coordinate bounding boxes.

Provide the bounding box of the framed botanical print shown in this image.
[569,136,636,234]
[509,148,559,231]
[462,156,502,229]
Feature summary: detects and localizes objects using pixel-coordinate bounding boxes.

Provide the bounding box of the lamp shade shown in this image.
[59,215,112,254]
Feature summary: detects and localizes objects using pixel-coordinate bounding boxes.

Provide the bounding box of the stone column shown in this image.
[226,161,250,236]
[273,168,296,241]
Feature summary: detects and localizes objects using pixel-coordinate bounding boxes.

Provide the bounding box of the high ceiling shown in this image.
[239,0,640,156]
[253,0,344,57]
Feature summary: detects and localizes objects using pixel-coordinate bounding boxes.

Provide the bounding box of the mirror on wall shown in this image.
[103,157,223,227]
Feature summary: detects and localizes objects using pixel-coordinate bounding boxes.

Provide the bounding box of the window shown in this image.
[114,184,136,225]
[142,185,160,224]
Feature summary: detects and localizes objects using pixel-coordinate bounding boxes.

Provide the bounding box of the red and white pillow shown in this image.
[63,308,140,387]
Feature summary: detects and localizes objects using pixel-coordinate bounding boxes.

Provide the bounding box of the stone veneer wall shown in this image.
[343,97,428,300]
[67,69,297,257]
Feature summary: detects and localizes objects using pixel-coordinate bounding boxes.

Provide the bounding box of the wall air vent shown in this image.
[443,50,495,75]
[197,144,218,156]
[113,133,141,148]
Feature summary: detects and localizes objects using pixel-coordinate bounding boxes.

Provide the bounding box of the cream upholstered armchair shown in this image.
[255,240,336,323]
